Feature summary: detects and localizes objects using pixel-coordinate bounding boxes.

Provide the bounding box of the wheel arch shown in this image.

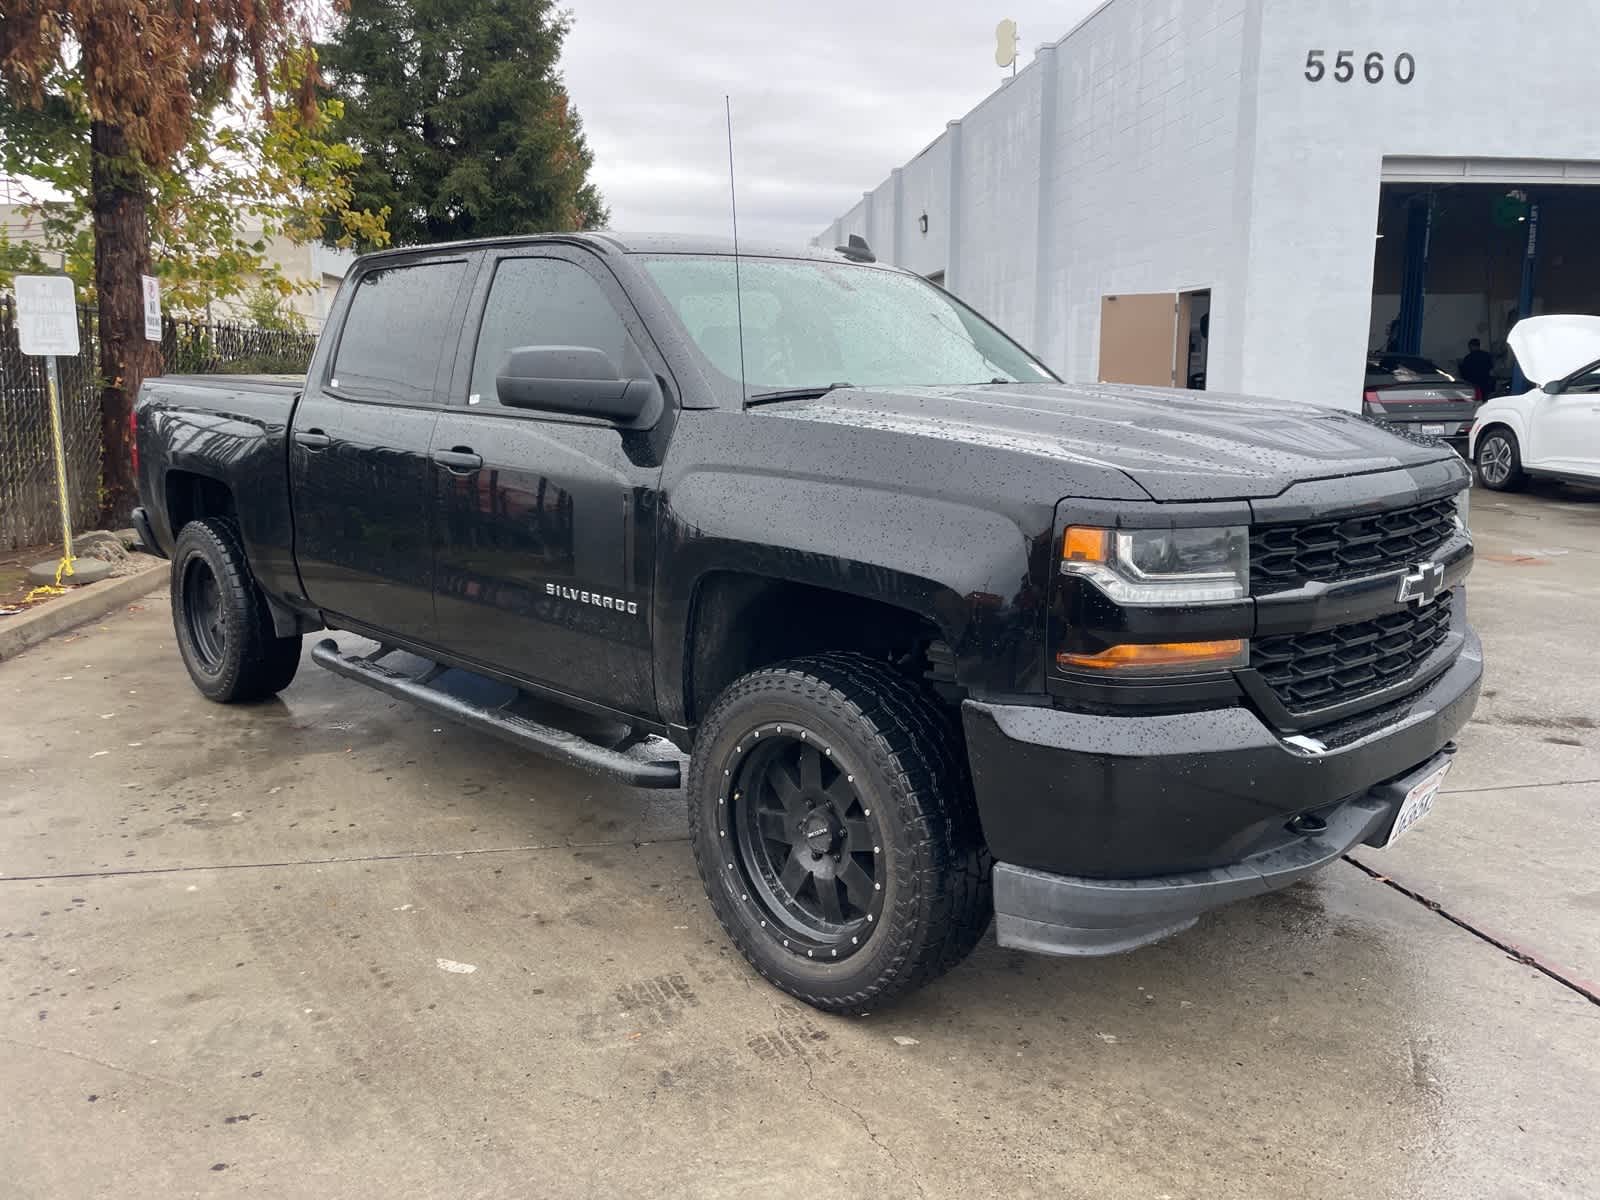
[672,570,952,737]
[1469,413,1526,459]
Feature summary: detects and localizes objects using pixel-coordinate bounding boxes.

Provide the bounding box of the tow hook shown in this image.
[1287,812,1329,837]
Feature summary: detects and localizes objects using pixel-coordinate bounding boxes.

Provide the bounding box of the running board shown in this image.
[310,639,681,789]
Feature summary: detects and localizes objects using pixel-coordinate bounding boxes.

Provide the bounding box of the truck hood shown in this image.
[762,382,1455,501]
[1507,314,1600,385]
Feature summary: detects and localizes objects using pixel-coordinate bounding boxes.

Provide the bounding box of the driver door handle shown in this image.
[294,427,331,449]
[432,447,483,472]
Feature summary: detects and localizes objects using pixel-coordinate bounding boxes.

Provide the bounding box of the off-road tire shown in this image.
[171,517,301,702]
[1475,426,1527,492]
[687,653,992,1013]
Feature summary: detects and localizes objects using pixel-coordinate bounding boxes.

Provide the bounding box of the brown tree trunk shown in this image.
[91,119,160,527]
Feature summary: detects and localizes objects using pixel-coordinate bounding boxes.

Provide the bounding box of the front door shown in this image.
[1529,361,1600,476]
[290,253,474,643]
[429,249,669,720]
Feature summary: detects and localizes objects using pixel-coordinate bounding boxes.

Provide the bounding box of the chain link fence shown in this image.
[1,295,103,551]
[1,294,318,549]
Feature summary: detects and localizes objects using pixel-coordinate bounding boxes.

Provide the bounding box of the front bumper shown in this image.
[991,750,1450,955]
[963,628,1481,954]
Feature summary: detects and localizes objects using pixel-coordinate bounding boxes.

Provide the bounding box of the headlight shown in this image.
[1453,488,1470,533]
[1060,525,1249,605]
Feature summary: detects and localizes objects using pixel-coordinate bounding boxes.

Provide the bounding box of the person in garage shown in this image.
[1459,338,1495,399]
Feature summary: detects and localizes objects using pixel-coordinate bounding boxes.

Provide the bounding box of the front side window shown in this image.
[639,255,1055,398]
[1563,361,1600,394]
[331,260,467,405]
[469,257,636,406]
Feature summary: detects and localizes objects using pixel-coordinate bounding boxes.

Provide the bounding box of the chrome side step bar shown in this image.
[310,638,681,789]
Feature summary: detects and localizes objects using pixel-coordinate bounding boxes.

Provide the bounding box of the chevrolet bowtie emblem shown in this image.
[1396,561,1445,606]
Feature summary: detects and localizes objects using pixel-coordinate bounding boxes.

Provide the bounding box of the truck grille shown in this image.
[1250,495,1457,594]
[1251,592,1453,714]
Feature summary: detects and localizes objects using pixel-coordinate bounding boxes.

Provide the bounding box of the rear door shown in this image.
[291,252,475,643]
[428,247,669,719]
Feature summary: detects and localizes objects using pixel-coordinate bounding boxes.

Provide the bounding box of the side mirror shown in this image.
[1542,379,1565,395]
[495,345,659,422]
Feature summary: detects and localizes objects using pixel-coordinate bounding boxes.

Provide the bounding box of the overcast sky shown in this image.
[560,0,1100,247]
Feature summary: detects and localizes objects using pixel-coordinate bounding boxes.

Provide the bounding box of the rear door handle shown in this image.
[294,428,331,449]
[432,447,483,472]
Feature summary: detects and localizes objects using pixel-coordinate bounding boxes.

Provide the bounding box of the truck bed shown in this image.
[157,373,305,394]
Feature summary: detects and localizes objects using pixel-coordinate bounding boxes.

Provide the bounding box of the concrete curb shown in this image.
[0,559,168,661]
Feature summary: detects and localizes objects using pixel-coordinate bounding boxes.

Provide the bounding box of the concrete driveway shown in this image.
[3,484,1596,1199]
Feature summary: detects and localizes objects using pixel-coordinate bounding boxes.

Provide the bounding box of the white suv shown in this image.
[1471,315,1600,490]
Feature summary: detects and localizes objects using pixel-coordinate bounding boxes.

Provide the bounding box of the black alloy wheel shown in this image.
[727,725,885,960]
[181,554,228,670]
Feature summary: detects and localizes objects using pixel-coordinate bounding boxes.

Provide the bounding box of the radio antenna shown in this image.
[725,95,749,406]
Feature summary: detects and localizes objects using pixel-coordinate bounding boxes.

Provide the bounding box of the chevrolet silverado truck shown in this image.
[132,233,1481,1012]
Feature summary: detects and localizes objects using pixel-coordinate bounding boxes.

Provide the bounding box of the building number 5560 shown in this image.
[1305,50,1415,85]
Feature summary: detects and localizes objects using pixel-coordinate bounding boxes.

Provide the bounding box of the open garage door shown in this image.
[1370,160,1600,398]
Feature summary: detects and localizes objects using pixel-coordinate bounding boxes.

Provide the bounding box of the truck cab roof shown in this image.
[354,231,861,267]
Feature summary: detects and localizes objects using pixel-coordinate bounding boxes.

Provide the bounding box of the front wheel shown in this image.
[687,653,992,1014]
[1475,427,1526,491]
[171,518,302,702]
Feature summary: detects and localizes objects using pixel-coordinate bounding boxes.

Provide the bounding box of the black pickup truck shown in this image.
[132,233,1480,1012]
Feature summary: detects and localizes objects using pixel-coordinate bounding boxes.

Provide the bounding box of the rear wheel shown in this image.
[687,653,991,1013]
[1475,427,1526,491]
[171,518,301,702]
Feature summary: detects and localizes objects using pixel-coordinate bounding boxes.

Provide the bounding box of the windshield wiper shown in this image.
[745,383,853,406]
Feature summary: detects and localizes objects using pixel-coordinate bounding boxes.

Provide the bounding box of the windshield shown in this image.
[639,255,1056,398]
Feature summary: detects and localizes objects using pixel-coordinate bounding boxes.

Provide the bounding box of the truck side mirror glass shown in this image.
[495,345,659,423]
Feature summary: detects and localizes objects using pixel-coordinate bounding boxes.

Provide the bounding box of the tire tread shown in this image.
[171,517,301,702]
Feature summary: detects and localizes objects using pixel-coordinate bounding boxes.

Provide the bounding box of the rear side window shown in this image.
[331,260,468,405]
[469,257,637,406]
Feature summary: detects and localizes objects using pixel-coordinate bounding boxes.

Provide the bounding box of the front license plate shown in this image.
[1378,762,1450,847]
[1420,422,1448,436]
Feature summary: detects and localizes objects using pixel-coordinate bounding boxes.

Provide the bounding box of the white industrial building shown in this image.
[817,0,1600,410]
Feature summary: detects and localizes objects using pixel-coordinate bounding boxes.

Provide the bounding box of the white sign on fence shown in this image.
[14,274,80,357]
[142,274,162,341]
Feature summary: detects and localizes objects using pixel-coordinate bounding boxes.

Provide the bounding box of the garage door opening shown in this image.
[1369,181,1600,398]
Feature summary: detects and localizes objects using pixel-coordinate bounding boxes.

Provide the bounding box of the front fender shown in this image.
[658,467,1057,715]
[1468,402,1528,458]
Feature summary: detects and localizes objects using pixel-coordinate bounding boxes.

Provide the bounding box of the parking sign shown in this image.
[14,276,80,356]
[142,274,162,341]
[14,275,80,357]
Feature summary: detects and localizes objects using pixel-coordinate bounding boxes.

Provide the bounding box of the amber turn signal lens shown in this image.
[1062,526,1110,562]
[1056,639,1246,672]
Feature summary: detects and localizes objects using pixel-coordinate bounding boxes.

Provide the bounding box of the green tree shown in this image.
[0,0,327,521]
[320,0,608,247]
[1,50,389,311]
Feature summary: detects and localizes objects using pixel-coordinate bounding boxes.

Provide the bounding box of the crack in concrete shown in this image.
[1441,777,1600,795]
[1343,856,1599,1006]
[777,1002,928,1200]
[0,1034,189,1090]
[0,835,691,883]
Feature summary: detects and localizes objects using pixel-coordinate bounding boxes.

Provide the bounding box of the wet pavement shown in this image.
[2,483,1596,1199]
